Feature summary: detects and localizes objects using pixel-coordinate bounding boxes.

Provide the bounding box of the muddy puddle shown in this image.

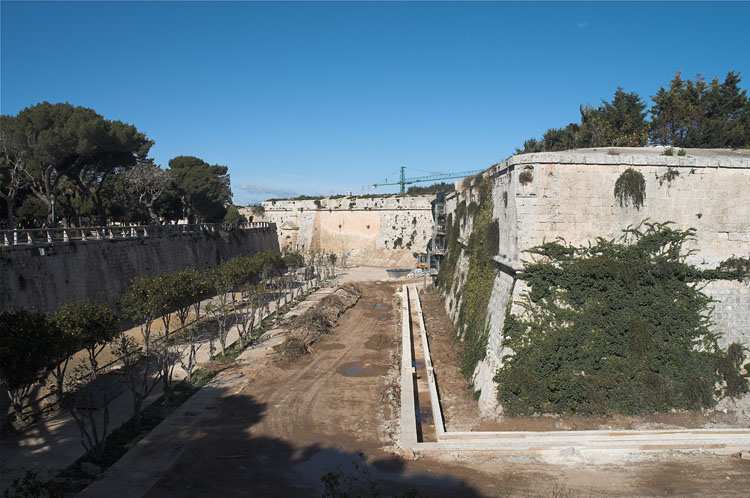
[341,364,372,376]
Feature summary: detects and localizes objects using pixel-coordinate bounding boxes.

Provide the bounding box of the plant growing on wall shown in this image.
[614,167,646,209]
[519,170,534,186]
[437,175,499,379]
[656,167,680,187]
[495,222,749,415]
[456,177,499,378]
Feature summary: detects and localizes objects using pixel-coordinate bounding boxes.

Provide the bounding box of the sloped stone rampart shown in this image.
[442,148,750,416]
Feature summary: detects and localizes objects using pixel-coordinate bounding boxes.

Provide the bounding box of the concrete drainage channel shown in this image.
[399,284,750,461]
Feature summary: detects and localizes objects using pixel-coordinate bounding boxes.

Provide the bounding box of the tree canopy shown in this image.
[0,103,239,228]
[1,102,153,227]
[517,71,749,153]
[168,155,232,223]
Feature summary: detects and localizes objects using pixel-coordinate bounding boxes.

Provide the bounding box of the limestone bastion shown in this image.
[440,147,750,417]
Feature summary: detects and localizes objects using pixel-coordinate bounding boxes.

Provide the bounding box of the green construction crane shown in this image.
[371,166,483,193]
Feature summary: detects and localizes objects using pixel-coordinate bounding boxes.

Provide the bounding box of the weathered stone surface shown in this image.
[443,148,750,416]
[0,228,279,313]
[245,195,435,267]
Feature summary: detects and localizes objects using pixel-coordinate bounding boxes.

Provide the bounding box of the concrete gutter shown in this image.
[409,284,445,438]
[399,285,750,459]
[400,285,418,447]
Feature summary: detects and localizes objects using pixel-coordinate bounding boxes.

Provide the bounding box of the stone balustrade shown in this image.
[1,222,274,248]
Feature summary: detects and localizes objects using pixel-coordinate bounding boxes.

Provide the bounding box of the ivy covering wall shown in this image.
[495,222,748,415]
[437,175,499,379]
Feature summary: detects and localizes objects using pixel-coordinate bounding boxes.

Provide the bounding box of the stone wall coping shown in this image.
[490,148,750,173]
[491,256,523,275]
[262,207,432,212]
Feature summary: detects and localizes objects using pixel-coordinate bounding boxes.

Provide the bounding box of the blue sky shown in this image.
[2,1,749,204]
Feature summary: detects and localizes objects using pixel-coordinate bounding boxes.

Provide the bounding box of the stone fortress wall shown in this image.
[242,195,435,268]
[0,226,279,314]
[442,147,750,416]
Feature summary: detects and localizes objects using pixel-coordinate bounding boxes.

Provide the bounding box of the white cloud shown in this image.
[577,21,589,29]
[236,183,297,198]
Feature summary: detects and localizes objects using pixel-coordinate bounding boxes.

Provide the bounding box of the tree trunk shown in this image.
[4,196,14,229]
[148,204,160,223]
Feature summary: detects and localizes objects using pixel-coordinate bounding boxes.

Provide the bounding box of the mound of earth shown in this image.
[278,283,362,358]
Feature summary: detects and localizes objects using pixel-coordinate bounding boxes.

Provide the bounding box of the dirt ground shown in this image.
[140,276,750,497]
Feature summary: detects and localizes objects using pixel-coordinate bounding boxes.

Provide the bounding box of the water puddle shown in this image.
[419,406,434,424]
[415,406,434,424]
[342,365,371,376]
[374,304,388,310]
[413,360,424,368]
[379,317,388,321]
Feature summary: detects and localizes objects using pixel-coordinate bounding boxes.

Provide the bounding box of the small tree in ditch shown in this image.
[66,363,119,461]
[0,309,57,425]
[110,334,159,427]
[53,301,118,374]
[153,339,181,402]
[59,302,119,460]
[123,277,160,354]
[237,284,266,348]
[48,309,84,402]
[271,273,286,321]
[171,268,210,383]
[328,253,338,278]
[205,264,235,356]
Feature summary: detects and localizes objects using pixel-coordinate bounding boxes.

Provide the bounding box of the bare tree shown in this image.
[66,364,119,461]
[111,334,159,427]
[153,339,180,403]
[177,330,202,383]
[0,116,28,229]
[237,284,266,348]
[124,161,170,223]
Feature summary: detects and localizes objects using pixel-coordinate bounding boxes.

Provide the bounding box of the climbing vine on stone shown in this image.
[495,221,748,415]
[614,167,646,209]
[436,175,499,379]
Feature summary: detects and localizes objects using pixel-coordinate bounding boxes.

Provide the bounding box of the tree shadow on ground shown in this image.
[139,390,482,498]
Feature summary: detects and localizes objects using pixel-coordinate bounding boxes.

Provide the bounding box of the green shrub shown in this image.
[495,221,748,415]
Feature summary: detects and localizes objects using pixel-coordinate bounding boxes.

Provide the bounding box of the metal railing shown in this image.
[1,222,274,247]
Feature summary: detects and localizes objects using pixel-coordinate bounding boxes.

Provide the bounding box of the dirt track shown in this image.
[141,276,750,497]
[144,280,479,497]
